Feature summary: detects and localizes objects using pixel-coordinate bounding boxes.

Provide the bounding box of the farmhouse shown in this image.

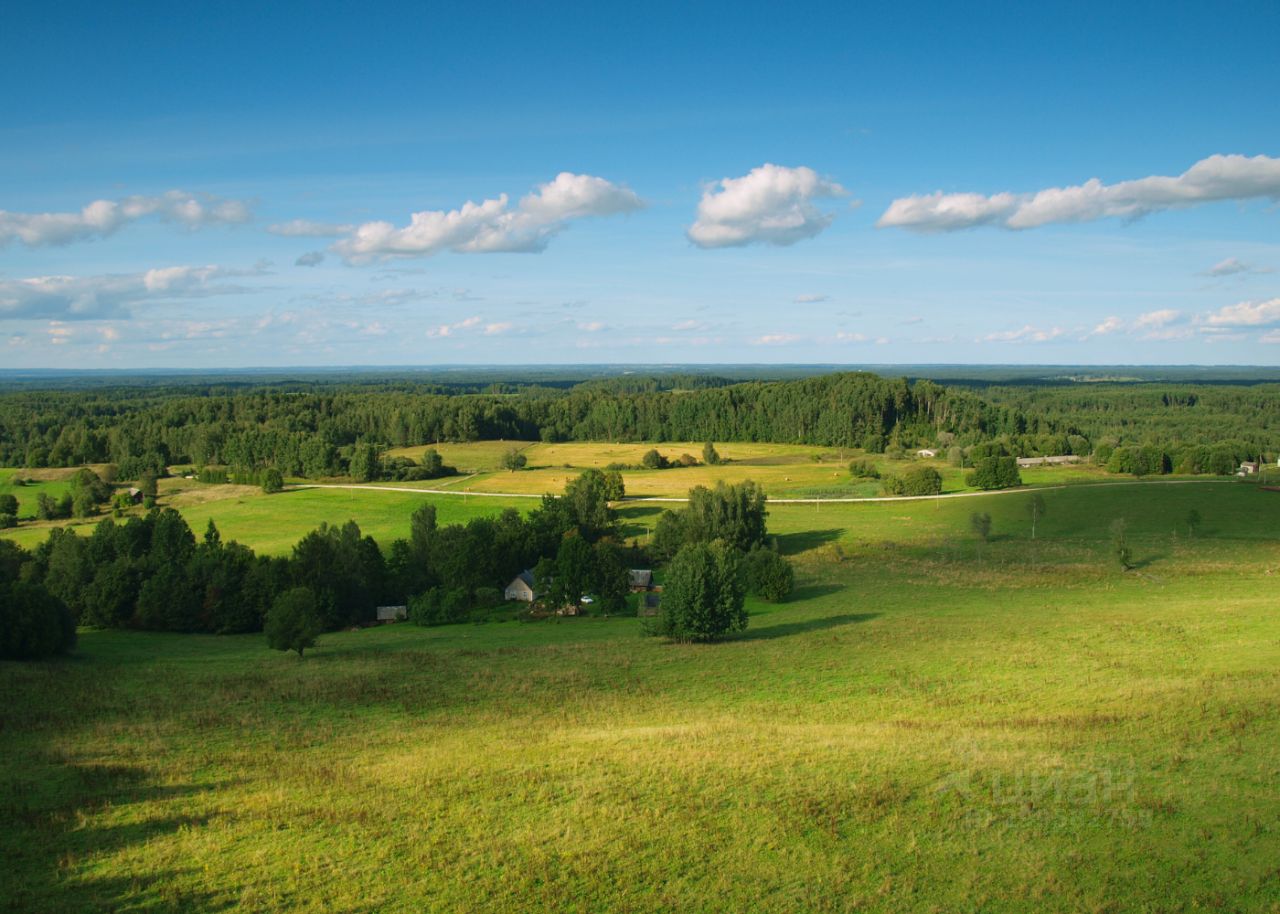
[628,569,654,592]
[376,605,407,623]
[1016,455,1083,468]
[505,569,537,602]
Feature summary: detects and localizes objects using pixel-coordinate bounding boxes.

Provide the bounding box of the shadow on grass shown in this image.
[1129,552,1167,571]
[733,611,879,642]
[775,528,844,556]
[1,760,237,913]
[617,505,665,539]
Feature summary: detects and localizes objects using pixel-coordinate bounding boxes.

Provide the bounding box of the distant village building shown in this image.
[916,449,938,458]
[628,569,654,592]
[505,570,537,602]
[1016,455,1083,468]
[376,605,408,623]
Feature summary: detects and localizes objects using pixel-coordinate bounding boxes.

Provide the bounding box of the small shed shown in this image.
[1238,462,1260,476]
[505,569,537,602]
[127,487,145,504]
[628,569,654,592]
[916,449,938,458]
[1016,455,1082,468]
[376,605,408,623]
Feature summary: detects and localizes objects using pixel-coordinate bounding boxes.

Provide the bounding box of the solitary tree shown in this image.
[970,512,992,542]
[265,587,322,657]
[501,448,528,472]
[702,442,721,466]
[1111,518,1133,570]
[0,494,17,517]
[1025,493,1047,539]
[261,467,284,494]
[743,546,795,602]
[652,542,746,642]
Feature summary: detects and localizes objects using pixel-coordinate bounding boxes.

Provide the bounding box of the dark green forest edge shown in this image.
[1,370,1275,476]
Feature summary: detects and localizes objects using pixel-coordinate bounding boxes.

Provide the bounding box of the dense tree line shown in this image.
[3,374,1270,487]
[0,374,1016,477]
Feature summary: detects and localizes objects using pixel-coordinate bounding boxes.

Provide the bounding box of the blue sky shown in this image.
[2,0,1278,367]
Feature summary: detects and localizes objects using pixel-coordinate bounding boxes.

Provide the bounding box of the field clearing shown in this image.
[0,469,78,520]
[0,482,535,556]
[3,479,1279,911]
[386,440,539,472]
[174,487,535,556]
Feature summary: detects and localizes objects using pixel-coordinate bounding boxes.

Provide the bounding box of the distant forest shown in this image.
[0,371,1274,478]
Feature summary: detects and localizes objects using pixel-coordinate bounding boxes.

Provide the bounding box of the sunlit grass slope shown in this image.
[2,481,1279,911]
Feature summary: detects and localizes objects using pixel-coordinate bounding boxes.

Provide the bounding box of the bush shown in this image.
[848,458,880,479]
[0,580,77,659]
[742,547,794,602]
[702,442,721,465]
[966,456,1022,490]
[409,586,471,626]
[261,467,284,494]
[265,587,322,656]
[0,494,17,516]
[0,513,16,529]
[641,448,669,470]
[882,466,942,496]
[650,542,746,642]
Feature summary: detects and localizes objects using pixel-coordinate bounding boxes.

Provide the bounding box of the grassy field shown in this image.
[3,480,1279,911]
[389,441,1117,498]
[0,483,537,556]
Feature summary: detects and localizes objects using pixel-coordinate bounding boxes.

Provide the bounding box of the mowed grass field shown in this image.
[387,440,1115,498]
[3,480,1279,912]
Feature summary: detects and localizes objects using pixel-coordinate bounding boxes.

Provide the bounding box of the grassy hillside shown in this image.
[2,480,1278,911]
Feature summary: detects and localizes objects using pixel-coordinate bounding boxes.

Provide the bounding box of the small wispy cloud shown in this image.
[982,324,1065,343]
[793,293,829,304]
[751,332,804,345]
[1202,257,1272,277]
[0,190,251,248]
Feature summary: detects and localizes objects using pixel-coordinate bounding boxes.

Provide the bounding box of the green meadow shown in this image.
[3,478,1279,911]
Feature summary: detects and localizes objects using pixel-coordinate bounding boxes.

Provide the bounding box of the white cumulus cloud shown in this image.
[1204,297,1280,327]
[0,191,251,248]
[333,173,642,263]
[688,164,847,248]
[878,154,1280,232]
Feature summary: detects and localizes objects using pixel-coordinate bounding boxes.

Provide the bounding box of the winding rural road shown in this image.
[290,478,1237,505]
